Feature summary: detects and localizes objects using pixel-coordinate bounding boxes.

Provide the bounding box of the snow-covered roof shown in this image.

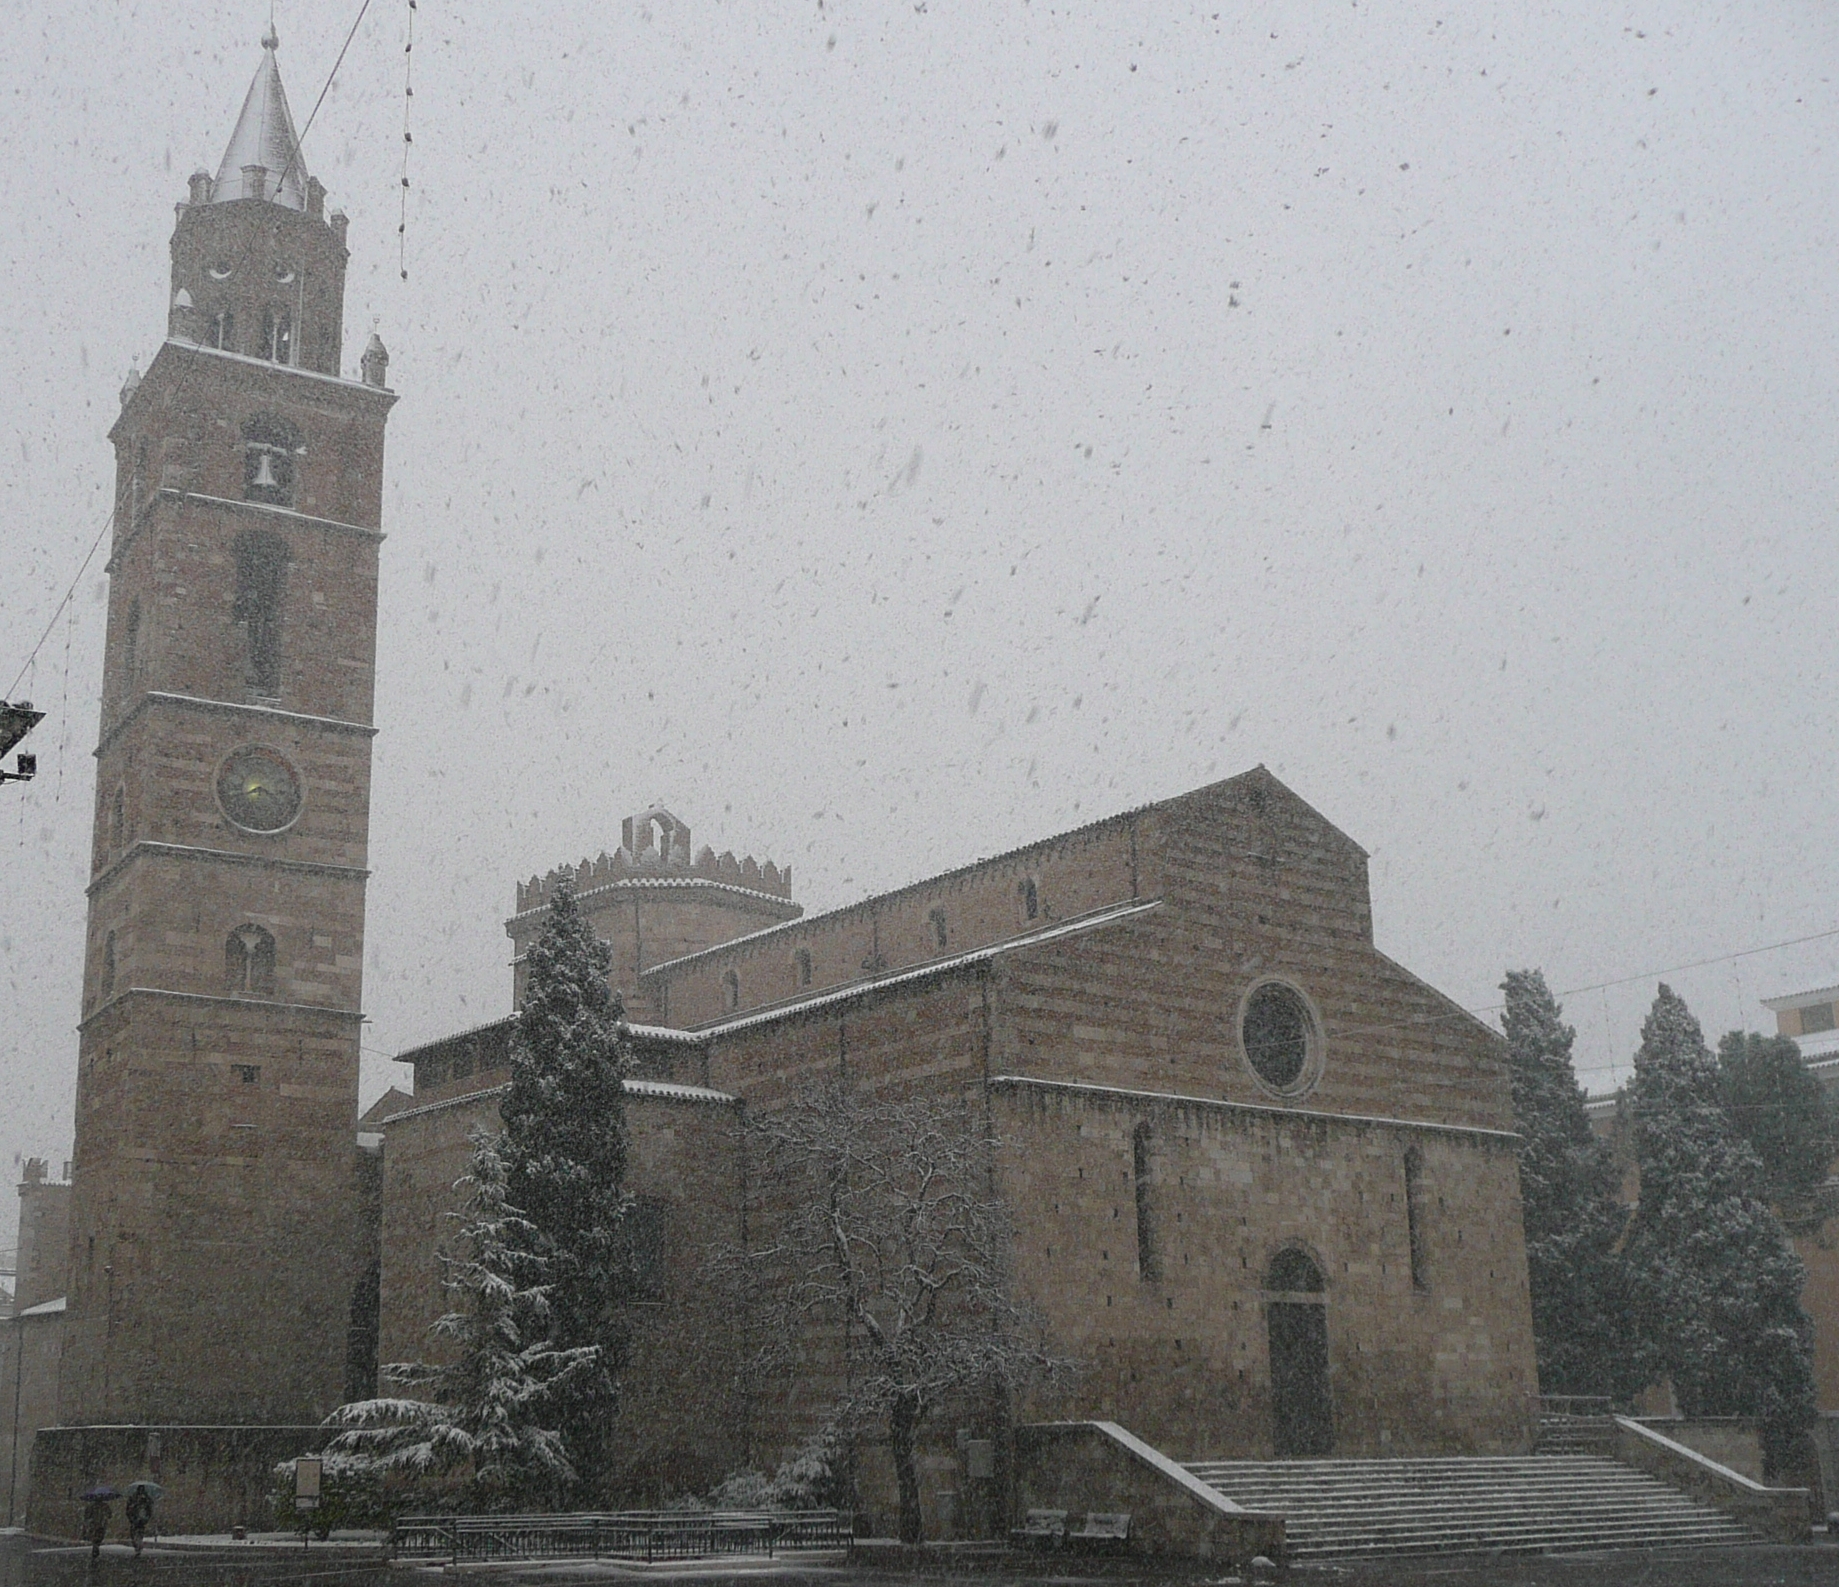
[382,1075,737,1126]
[18,1295,66,1318]
[212,31,309,208]
[1761,983,1839,1012]
[687,897,1163,1039]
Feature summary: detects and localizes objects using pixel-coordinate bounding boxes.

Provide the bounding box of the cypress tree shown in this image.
[1717,1030,1838,1215]
[1624,985,1815,1471]
[1500,969,1635,1398]
[499,876,635,1499]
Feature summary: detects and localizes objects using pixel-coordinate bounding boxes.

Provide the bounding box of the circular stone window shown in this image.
[1240,980,1321,1094]
[216,746,303,833]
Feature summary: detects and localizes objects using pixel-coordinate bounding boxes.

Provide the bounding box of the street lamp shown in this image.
[0,701,42,786]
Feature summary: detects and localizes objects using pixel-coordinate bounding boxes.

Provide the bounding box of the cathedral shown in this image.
[15,35,1543,1538]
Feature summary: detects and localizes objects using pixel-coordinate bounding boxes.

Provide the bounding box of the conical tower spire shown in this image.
[211,28,308,208]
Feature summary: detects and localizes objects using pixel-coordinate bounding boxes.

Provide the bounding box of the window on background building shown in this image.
[1404,1147,1429,1291]
[235,1065,260,1084]
[225,924,277,996]
[722,969,740,1012]
[1266,1245,1325,1294]
[1020,878,1039,921]
[232,528,290,693]
[1802,1002,1836,1035]
[794,948,812,988]
[621,1197,669,1302]
[929,907,949,952]
[1132,1121,1159,1282]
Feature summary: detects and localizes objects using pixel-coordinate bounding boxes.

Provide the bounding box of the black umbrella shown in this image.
[126,1481,164,1502]
[80,1486,121,1502]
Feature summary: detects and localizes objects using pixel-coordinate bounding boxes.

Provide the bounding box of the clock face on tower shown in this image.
[216,746,303,833]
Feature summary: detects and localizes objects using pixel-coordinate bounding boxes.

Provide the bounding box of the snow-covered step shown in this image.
[1184,1454,1757,1559]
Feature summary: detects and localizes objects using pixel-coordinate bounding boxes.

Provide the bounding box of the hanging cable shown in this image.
[399,0,416,281]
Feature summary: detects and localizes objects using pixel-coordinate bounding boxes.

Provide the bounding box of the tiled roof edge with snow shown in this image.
[988,1074,1520,1143]
[392,1013,707,1067]
[382,1075,736,1127]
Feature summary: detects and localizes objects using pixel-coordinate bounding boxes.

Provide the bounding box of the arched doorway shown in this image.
[1265,1247,1333,1457]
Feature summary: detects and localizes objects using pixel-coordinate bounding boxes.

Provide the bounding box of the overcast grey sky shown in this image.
[4,0,1836,1239]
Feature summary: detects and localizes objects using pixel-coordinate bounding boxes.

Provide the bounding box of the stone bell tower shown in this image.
[59,30,396,1426]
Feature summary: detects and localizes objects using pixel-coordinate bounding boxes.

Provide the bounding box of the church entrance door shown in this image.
[1264,1246,1332,1457]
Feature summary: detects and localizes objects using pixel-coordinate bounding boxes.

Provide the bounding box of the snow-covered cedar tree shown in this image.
[1717,1030,1838,1218]
[500,875,636,1498]
[729,1083,1070,1544]
[704,1426,849,1512]
[1500,969,1638,1399]
[1624,985,1816,1472]
[319,1130,598,1511]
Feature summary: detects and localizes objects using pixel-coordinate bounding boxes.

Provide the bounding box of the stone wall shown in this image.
[376,1080,751,1501]
[0,1304,65,1527]
[1013,1421,1285,1562]
[28,1423,325,1539]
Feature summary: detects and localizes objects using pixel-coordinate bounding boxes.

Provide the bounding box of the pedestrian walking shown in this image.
[125,1480,161,1555]
[80,1487,119,1561]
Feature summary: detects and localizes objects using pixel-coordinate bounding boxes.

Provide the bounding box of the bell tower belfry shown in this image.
[60,32,396,1425]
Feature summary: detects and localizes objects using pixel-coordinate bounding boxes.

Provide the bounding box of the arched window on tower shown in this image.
[226,925,277,997]
[124,598,141,685]
[209,308,236,351]
[262,308,293,366]
[130,439,150,530]
[232,527,290,695]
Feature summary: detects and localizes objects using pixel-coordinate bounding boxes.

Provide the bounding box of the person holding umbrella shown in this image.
[125,1480,162,1555]
[80,1486,120,1561]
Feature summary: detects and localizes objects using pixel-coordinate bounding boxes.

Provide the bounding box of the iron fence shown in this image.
[393,1508,853,1563]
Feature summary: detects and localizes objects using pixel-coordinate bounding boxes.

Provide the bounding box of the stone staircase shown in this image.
[1185,1454,1758,1559]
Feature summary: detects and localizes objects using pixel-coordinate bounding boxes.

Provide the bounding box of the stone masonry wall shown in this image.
[377,1083,750,1500]
[646,812,1142,1029]
[993,1081,1537,1458]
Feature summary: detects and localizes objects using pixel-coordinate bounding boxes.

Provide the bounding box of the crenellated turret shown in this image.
[514,808,794,914]
[507,807,801,1019]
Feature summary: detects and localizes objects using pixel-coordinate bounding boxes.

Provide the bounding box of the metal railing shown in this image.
[393,1508,853,1563]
